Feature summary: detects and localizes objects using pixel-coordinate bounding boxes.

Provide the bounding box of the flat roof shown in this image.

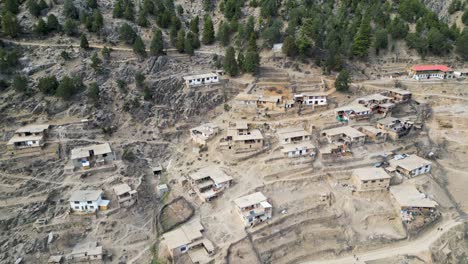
[412,65,452,72]
[183,73,218,80]
[388,88,412,95]
[335,104,371,113]
[234,192,267,208]
[281,142,316,153]
[235,93,259,101]
[294,92,328,97]
[235,121,248,130]
[113,184,132,196]
[189,167,233,184]
[390,184,437,208]
[359,94,391,101]
[233,129,263,141]
[7,135,44,145]
[352,167,391,181]
[359,126,387,135]
[389,155,432,171]
[277,127,310,141]
[377,117,400,125]
[70,143,112,160]
[15,124,50,133]
[188,247,212,264]
[71,242,102,256]
[192,123,218,132]
[322,126,365,138]
[69,190,103,202]
[163,220,204,249]
[320,143,346,154]
[258,95,281,103]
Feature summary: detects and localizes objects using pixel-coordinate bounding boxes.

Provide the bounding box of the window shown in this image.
[371,180,376,183]
[74,201,80,204]
[103,154,107,157]
[379,179,384,182]
[180,246,187,252]
[363,180,368,184]
[87,201,93,204]
[75,206,79,209]
[89,206,94,209]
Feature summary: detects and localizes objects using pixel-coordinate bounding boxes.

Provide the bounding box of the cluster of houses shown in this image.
[234,91,329,112]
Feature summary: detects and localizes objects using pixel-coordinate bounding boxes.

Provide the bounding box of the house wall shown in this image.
[70,197,102,213]
[282,135,310,144]
[284,147,314,158]
[186,75,219,86]
[303,96,327,106]
[233,139,263,151]
[412,71,454,80]
[11,138,44,149]
[352,175,390,192]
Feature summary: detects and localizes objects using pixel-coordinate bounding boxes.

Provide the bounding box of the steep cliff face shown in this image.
[422,0,453,20]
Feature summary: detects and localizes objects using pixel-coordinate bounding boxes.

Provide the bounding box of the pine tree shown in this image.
[456,29,468,61]
[223,46,238,76]
[1,12,20,38]
[63,0,78,19]
[101,46,111,60]
[352,16,371,58]
[113,0,123,18]
[188,32,200,49]
[87,0,98,9]
[124,2,134,21]
[12,75,28,93]
[33,19,48,36]
[80,34,90,49]
[218,21,230,46]
[150,29,164,56]
[373,29,388,55]
[90,52,102,72]
[335,69,350,92]
[243,50,259,74]
[237,51,244,71]
[203,0,212,12]
[64,19,78,36]
[175,28,185,53]
[47,14,60,31]
[92,9,104,33]
[133,36,147,57]
[5,0,20,14]
[88,82,100,103]
[184,36,194,55]
[27,0,42,17]
[119,23,136,44]
[282,36,297,57]
[38,76,59,95]
[202,16,215,45]
[190,16,199,34]
[137,10,149,27]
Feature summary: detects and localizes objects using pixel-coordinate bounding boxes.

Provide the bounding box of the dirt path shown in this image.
[302,217,465,264]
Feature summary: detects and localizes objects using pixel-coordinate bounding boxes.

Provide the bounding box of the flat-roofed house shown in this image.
[189,167,233,202]
[390,184,437,221]
[277,127,311,145]
[235,93,260,107]
[232,129,264,151]
[113,184,138,208]
[67,242,103,263]
[352,168,391,192]
[70,143,114,169]
[256,95,282,110]
[320,143,351,160]
[335,105,372,121]
[234,192,272,227]
[321,126,366,146]
[358,94,395,113]
[409,65,454,80]
[376,117,413,140]
[190,123,219,145]
[388,155,432,177]
[163,220,214,262]
[387,89,412,103]
[183,73,219,87]
[358,126,388,143]
[454,68,468,78]
[7,124,50,150]
[69,190,109,213]
[294,92,328,106]
[281,142,316,158]
[234,121,249,135]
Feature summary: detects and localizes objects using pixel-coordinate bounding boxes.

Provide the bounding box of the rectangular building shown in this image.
[189,167,233,201]
[7,124,50,150]
[277,127,311,145]
[234,192,272,227]
[390,184,437,221]
[67,242,103,263]
[321,126,366,146]
[183,73,220,87]
[70,143,114,169]
[376,117,413,140]
[232,129,264,151]
[335,105,372,121]
[352,168,391,192]
[69,190,109,213]
[358,126,388,143]
[320,143,351,160]
[281,142,316,158]
[294,92,328,106]
[190,123,219,145]
[113,184,138,208]
[388,155,432,178]
[387,89,412,103]
[409,65,454,80]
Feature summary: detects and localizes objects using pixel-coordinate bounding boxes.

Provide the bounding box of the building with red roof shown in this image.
[409,65,454,80]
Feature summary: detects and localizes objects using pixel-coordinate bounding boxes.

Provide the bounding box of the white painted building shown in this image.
[388,155,432,178]
[183,73,220,87]
[69,190,109,213]
[294,93,328,106]
[234,192,272,227]
[281,142,316,158]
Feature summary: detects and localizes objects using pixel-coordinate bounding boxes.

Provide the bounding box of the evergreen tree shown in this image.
[282,36,297,57]
[137,10,149,27]
[184,36,194,55]
[56,76,82,100]
[113,0,124,18]
[202,16,215,45]
[63,0,78,19]
[33,18,48,36]
[5,0,20,14]
[335,69,350,92]
[217,21,230,46]
[90,52,102,72]
[63,19,78,36]
[27,0,42,17]
[203,0,212,12]
[243,50,259,74]
[92,9,104,33]
[373,29,388,55]
[175,28,185,53]
[119,23,136,44]
[135,72,145,89]
[133,36,147,57]
[38,0,47,10]
[389,16,409,39]
[223,46,238,76]
[47,14,60,31]
[237,51,244,71]
[80,34,90,49]
[143,86,152,100]
[427,28,447,55]
[188,32,200,49]
[38,76,59,95]
[456,29,468,61]
[352,16,371,58]
[150,29,164,56]
[2,12,21,38]
[102,46,111,60]
[124,1,134,21]
[190,16,199,34]
[12,75,28,93]
[462,9,468,26]
[88,82,100,103]
[169,26,177,46]
[87,0,98,9]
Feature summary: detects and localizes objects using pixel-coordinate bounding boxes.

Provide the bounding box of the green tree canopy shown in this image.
[282,36,298,57]
[202,16,215,45]
[12,75,28,93]
[335,69,350,92]
[223,46,238,76]
[2,11,21,38]
[456,29,468,61]
[119,23,137,44]
[133,36,147,57]
[80,34,90,49]
[38,76,59,95]
[150,29,165,56]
